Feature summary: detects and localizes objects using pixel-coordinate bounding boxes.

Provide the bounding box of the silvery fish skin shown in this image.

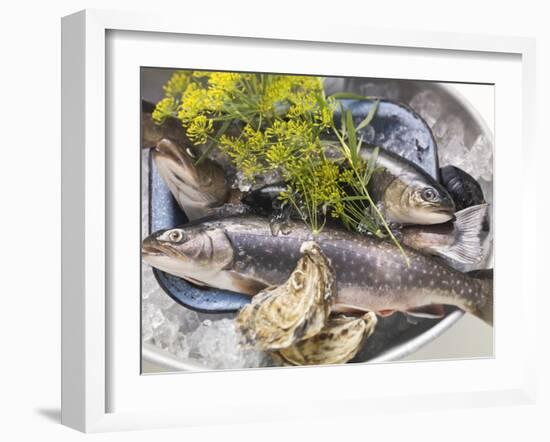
[152,139,229,220]
[142,215,493,325]
[360,146,455,225]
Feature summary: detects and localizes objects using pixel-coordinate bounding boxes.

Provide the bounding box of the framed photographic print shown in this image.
[61,9,537,432]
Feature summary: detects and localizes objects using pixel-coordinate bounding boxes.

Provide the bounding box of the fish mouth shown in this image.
[142,238,167,257]
[429,198,455,216]
[141,241,165,256]
[406,206,454,225]
[434,207,455,216]
[427,209,454,223]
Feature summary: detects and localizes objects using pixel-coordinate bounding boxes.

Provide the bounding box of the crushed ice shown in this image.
[142,150,271,370]
[409,91,493,184]
[142,263,272,369]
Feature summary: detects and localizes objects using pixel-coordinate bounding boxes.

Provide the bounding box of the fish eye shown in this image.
[168,230,185,243]
[421,187,438,202]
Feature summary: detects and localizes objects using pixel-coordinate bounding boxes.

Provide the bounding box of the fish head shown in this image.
[384,175,455,225]
[142,223,234,285]
[152,139,228,218]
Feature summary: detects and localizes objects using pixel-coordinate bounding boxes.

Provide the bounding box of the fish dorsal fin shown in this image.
[406,304,445,319]
[434,203,488,264]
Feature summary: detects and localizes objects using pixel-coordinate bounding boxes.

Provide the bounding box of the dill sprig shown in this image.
[153,70,408,262]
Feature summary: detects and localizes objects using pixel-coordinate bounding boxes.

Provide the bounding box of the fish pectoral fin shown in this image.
[228,271,268,296]
[183,276,209,287]
[405,304,446,319]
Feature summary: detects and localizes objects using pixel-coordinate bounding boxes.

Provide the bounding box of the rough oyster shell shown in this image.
[276,312,378,365]
[235,241,336,350]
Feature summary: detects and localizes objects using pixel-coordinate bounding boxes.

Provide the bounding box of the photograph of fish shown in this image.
[141,69,494,372]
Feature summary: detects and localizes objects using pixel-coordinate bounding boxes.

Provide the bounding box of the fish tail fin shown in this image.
[436,204,488,264]
[467,268,493,326]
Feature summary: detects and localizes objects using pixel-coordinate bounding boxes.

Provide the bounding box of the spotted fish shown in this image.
[359,146,455,225]
[142,215,493,325]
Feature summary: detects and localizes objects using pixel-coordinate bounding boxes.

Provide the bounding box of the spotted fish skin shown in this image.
[146,215,492,325]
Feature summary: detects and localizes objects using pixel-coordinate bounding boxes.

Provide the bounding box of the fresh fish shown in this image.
[400,204,488,264]
[242,184,486,265]
[236,242,335,350]
[360,146,455,225]
[440,165,486,211]
[146,97,452,226]
[243,145,457,227]
[152,139,229,220]
[142,215,493,325]
[275,312,378,366]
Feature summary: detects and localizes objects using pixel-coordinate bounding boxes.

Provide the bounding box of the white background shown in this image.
[0,0,547,441]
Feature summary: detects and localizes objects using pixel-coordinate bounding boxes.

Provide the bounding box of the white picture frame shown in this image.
[61,9,537,433]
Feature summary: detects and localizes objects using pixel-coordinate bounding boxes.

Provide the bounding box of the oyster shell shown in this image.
[276,312,378,365]
[235,241,335,350]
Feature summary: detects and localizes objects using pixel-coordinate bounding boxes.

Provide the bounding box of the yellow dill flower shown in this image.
[339,168,356,184]
[260,76,294,115]
[219,134,265,178]
[288,95,317,118]
[312,95,336,129]
[208,72,241,93]
[239,157,265,179]
[235,125,268,157]
[317,104,334,128]
[192,71,212,78]
[265,142,295,168]
[218,135,242,160]
[152,97,178,124]
[177,83,211,123]
[206,72,243,110]
[163,71,191,98]
[186,115,213,144]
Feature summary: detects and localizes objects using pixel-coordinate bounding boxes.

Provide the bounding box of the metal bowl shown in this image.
[141,75,493,371]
